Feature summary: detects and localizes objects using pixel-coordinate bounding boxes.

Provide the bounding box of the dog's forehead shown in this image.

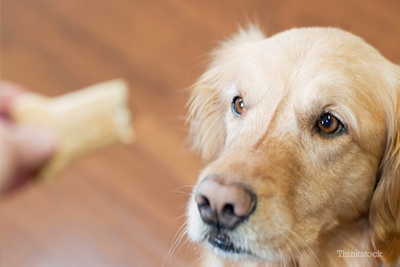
[224,28,395,151]
[232,29,390,118]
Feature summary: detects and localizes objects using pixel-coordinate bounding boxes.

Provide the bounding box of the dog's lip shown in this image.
[207,232,250,255]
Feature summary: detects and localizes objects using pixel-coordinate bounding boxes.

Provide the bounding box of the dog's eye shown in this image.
[232,96,244,116]
[317,113,344,135]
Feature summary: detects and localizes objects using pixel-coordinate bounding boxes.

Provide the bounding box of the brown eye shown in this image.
[317,113,343,135]
[232,96,244,116]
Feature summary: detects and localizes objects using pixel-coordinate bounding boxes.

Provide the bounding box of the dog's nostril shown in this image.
[222,204,234,216]
[197,195,212,214]
[197,195,218,227]
[197,195,210,208]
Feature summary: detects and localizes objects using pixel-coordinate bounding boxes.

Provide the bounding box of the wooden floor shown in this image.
[1,1,400,266]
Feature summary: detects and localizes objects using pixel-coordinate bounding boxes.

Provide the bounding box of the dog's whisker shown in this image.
[284,231,303,259]
[281,226,322,267]
[274,241,285,267]
[172,191,193,197]
[171,213,189,224]
[306,243,322,267]
[280,233,296,267]
[188,249,207,267]
[172,185,195,197]
[172,227,188,254]
[162,222,188,267]
[175,230,191,254]
[173,185,195,191]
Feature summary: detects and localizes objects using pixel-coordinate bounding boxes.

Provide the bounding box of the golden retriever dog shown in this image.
[186,26,400,267]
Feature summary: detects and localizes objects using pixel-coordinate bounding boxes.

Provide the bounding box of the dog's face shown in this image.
[187,27,400,264]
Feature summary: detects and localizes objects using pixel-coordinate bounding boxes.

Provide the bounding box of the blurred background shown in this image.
[1,0,400,266]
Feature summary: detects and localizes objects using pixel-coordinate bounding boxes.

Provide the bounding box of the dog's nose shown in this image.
[195,178,257,230]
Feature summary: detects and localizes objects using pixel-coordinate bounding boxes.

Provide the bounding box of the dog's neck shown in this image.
[202,218,384,267]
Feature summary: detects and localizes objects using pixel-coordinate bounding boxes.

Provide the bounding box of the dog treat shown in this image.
[11,79,134,181]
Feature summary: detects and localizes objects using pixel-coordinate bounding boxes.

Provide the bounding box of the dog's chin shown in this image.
[208,232,249,254]
[202,230,286,263]
[192,226,293,263]
[204,231,255,261]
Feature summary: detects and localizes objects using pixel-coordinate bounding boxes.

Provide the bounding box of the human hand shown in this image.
[0,81,56,194]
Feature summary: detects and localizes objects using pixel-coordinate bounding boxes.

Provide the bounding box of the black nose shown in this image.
[195,178,257,230]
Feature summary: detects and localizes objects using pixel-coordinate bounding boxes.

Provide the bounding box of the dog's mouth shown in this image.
[207,232,249,255]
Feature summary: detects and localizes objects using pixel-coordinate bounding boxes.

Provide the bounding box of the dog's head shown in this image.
[187,27,400,264]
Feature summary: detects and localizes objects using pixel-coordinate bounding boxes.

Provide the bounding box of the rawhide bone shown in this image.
[11,79,134,181]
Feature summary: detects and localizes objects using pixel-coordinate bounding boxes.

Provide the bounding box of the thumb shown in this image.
[11,125,57,169]
[0,124,56,193]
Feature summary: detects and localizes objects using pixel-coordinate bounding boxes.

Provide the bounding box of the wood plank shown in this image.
[1,0,400,266]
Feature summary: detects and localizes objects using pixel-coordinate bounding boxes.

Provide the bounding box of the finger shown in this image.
[0,81,26,118]
[10,125,57,169]
[0,123,57,193]
[0,127,20,191]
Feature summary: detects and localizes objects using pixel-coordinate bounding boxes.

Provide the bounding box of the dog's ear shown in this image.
[370,77,400,264]
[187,25,265,163]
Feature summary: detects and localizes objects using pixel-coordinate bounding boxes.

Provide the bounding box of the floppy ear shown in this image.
[370,80,400,264]
[187,25,265,163]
